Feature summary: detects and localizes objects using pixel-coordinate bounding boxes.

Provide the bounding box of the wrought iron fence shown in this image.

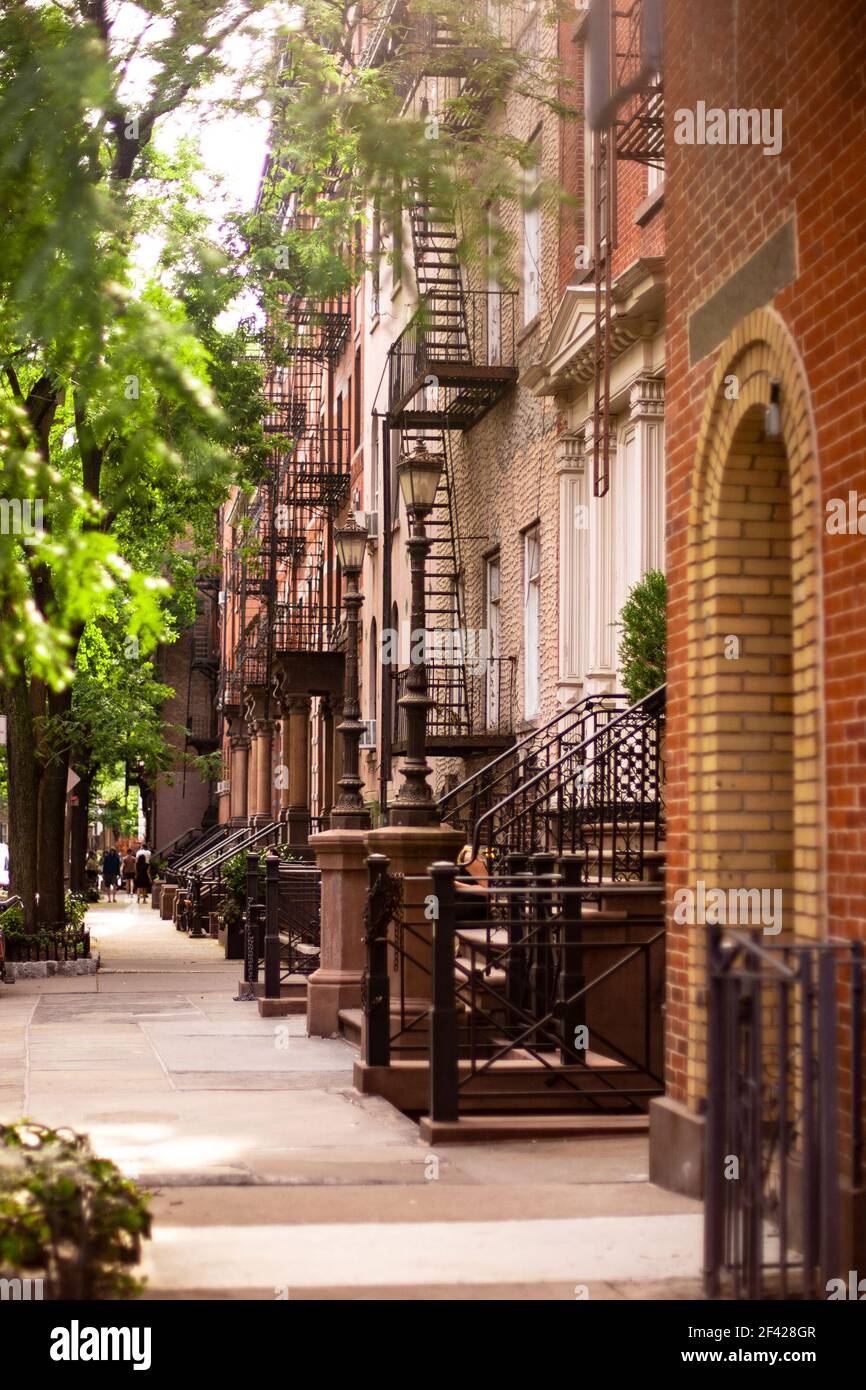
[241,855,322,996]
[4,928,91,962]
[362,854,665,1119]
[705,928,864,1300]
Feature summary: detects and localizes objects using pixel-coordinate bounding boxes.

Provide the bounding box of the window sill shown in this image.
[635,180,665,226]
[518,315,541,346]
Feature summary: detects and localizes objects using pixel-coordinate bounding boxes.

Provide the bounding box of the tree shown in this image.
[0,1,573,926]
[0,2,270,926]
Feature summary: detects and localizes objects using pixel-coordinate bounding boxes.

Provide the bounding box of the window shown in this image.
[522,147,541,325]
[523,528,540,718]
[368,617,378,726]
[353,348,362,451]
[487,208,501,365]
[485,555,501,728]
[370,415,380,520]
[370,207,381,318]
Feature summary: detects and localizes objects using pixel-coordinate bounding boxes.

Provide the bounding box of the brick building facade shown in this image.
[650,0,866,1259]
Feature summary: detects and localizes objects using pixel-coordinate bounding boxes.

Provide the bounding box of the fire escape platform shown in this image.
[272,650,344,698]
[390,363,518,430]
[391,731,515,758]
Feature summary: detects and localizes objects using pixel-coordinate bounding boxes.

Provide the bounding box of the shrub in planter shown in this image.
[616,569,667,704]
[0,1122,151,1299]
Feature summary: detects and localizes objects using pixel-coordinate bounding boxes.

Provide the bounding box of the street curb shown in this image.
[4,953,101,981]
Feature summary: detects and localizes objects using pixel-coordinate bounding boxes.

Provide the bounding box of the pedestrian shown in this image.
[121,847,137,898]
[134,844,152,905]
[101,845,121,903]
[85,851,99,894]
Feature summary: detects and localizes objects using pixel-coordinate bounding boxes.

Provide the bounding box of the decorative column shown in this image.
[253,718,275,827]
[286,696,311,846]
[556,431,588,707]
[229,731,250,825]
[583,415,618,693]
[278,705,292,819]
[628,375,666,574]
[246,719,258,827]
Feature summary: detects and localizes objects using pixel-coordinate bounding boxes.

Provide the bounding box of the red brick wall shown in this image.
[664,0,866,1102]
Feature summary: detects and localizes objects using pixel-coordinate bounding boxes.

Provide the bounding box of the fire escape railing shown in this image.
[388,289,517,424]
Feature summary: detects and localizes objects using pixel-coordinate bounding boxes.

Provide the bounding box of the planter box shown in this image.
[218,920,244,960]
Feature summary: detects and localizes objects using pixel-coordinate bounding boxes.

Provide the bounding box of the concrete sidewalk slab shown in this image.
[0,900,705,1299]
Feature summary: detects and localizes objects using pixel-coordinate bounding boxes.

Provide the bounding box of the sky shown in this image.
[112,2,296,321]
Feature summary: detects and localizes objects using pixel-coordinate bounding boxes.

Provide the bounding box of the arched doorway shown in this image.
[682,309,825,1108]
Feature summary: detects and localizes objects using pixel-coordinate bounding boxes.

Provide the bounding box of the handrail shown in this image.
[195,820,284,880]
[470,684,666,858]
[439,690,626,823]
[155,825,201,862]
[173,823,246,874]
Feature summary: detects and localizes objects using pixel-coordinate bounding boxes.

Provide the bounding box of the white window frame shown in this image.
[522,146,541,326]
[523,528,541,718]
[485,554,501,728]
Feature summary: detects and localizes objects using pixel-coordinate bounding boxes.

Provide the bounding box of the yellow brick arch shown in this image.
[681,308,825,1105]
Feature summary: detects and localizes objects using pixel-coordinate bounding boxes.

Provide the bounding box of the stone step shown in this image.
[419,1113,650,1144]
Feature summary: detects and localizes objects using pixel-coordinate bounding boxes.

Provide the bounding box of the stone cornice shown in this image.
[524,258,666,398]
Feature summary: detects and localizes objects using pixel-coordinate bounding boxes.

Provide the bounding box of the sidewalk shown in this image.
[0,899,704,1299]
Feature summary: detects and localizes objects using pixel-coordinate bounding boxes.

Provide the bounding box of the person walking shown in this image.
[101,845,121,903]
[85,851,99,894]
[121,848,137,898]
[134,844,152,905]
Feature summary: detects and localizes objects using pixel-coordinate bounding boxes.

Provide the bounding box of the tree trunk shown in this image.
[69,767,93,895]
[36,687,73,928]
[5,676,39,930]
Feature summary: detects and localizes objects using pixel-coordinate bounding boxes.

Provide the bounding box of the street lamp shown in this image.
[390,441,445,827]
[330,515,369,829]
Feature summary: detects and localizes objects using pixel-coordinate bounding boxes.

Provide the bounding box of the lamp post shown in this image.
[331,515,369,829]
[390,441,444,827]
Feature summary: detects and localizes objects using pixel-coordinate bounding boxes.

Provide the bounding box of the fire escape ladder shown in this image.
[405,188,471,734]
[591,122,614,500]
[408,190,472,361]
[590,0,664,501]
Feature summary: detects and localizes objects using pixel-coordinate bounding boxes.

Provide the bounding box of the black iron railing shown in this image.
[273,601,340,655]
[155,825,205,866]
[439,691,628,839]
[166,823,247,883]
[187,713,219,745]
[362,855,665,1118]
[470,685,666,880]
[705,928,864,1300]
[242,855,322,997]
[393,656,516,744]
[388,289,517,425]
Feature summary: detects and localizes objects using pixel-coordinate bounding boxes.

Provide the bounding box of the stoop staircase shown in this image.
[345,688,668,1138]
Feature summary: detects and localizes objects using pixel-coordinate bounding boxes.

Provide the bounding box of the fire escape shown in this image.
[590,0,664,496]
[232,212,352,720]
[386,14,520,755]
